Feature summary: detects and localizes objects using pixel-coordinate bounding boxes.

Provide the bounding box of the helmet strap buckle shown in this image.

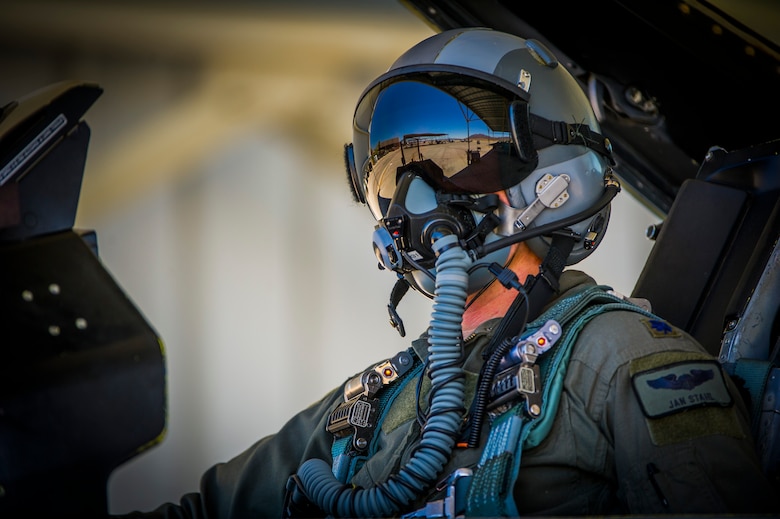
[531,115,615,164]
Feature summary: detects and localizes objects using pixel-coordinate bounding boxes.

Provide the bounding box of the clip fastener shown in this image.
[402,468,473,519]
[326,395,379,452]
[327,350,416,452]
[488,320,562,417]
[377,350,414,384]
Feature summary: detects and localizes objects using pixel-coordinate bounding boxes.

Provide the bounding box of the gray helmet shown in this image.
[346,28,616,296]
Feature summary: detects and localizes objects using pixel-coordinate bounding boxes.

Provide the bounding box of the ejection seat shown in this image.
[632,138,780,483]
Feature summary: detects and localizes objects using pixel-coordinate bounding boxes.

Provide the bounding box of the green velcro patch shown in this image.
[629,351,744,445]
[632,359,732,418]
[382,370,479,434]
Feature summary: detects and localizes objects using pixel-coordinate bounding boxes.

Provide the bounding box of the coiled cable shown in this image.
[296,233,471,517]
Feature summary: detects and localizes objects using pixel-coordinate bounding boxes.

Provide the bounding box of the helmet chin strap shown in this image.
[464,231,576,447]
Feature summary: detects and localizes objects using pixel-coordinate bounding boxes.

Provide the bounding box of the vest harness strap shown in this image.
[464,285,656,517]
[330,349,425,483]
[325,285,657,517]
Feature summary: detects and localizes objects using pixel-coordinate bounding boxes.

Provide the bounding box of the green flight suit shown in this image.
[117,271,777,518]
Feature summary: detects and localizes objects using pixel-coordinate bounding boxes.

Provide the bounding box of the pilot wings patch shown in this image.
[631,359,732,419]
[645,367,714,390]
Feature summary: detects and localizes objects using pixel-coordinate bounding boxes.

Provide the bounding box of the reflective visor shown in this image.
[353,69,537,219]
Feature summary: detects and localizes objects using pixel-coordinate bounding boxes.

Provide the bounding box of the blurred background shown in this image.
[0,0,659,514]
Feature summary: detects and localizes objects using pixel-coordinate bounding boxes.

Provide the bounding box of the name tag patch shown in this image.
[631,359,732,419]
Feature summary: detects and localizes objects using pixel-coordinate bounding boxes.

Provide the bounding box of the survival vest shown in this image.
[325,284,657,518]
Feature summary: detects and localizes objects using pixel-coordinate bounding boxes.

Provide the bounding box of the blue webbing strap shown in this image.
[331,352,425,483]
[464,405,528,516]
[331,437,357,483]
[726,358,774,437]
[465,286,656,516]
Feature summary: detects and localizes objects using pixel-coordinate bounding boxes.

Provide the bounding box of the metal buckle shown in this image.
[402,468,473,519]
[488,320,562,417]
[327,350,416,452]
[326,395,379,452]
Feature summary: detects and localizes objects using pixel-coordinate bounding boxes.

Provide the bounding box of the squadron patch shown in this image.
[640,317,681,338]
[629,351,744,445]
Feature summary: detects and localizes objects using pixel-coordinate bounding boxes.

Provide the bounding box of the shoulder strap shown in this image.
[330,349,424,483]
[465,285,656,517]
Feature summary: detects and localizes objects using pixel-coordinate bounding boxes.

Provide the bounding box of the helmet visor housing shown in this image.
[352,67,538,220]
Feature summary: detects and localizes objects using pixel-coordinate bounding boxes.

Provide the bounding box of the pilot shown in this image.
[117,28,777,517]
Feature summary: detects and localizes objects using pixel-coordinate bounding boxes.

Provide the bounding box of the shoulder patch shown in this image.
[639,317,681,338]
[629,352,745,445]
[631,359,732,418]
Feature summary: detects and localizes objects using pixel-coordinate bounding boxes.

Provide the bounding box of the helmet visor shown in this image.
[354,70,536,219]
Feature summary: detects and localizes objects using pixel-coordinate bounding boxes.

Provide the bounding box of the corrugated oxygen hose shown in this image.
[296,233,471,517]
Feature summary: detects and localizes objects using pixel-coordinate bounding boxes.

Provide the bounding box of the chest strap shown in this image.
[465,285,656,517]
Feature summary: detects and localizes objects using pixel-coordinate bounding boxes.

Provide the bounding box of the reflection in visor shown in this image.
[361,80,533,219]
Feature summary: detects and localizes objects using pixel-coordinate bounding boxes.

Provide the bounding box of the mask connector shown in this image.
[373,224,403,271]
[487,263,522,292]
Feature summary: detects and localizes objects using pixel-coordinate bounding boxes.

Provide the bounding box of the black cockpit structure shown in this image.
[0,81,166,517]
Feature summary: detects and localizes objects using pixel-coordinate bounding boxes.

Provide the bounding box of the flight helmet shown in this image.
[345,28,616,298]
